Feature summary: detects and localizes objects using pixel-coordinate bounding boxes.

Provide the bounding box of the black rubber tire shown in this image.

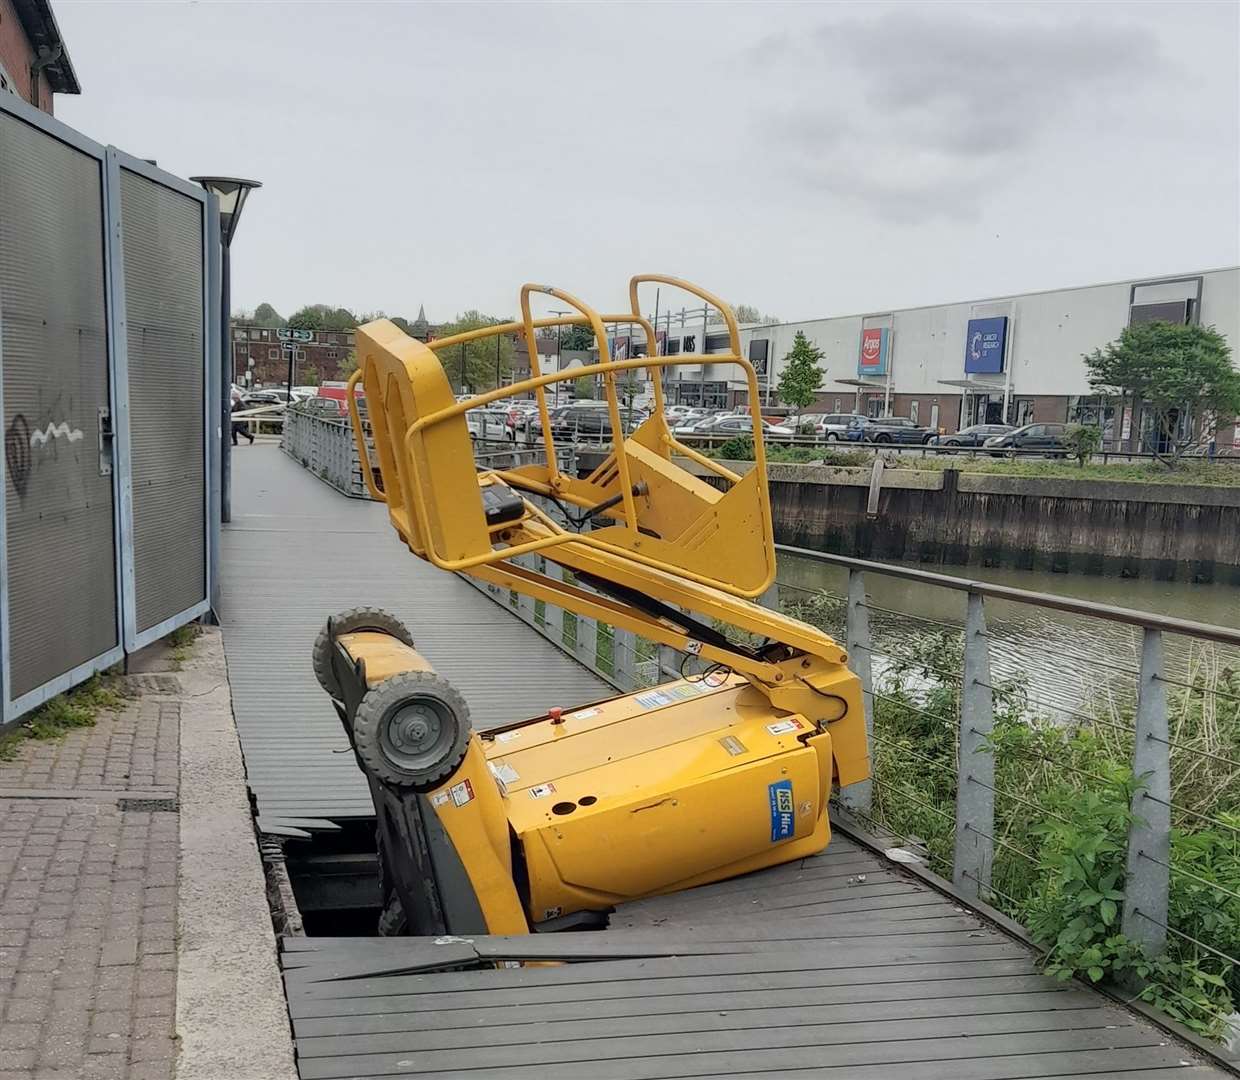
[312,607,414,700]
[875,434,892,444]
[353,671,472,789]
[825,432,839,442]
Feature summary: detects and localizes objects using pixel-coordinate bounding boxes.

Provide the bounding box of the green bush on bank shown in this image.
[704,436,1240,486]
[782,592,1240,1038]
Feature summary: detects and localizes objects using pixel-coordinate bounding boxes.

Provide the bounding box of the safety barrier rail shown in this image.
[281,407,374,499]
[461,531,1240,1038]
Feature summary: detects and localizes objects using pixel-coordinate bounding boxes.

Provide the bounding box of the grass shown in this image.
[0,674,129,761]
[893,454,1240,487]
[165,622,201,667]
[707,436,1240,486]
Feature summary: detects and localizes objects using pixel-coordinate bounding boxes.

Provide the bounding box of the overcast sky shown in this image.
[55,0,1240,325]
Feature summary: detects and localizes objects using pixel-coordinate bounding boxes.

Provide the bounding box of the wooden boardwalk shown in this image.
[220,444,611,836]
[226,444,1228,1080]
[281,833,1225,1080]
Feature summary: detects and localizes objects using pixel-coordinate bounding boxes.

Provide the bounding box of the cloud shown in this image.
[753,9,1162,222]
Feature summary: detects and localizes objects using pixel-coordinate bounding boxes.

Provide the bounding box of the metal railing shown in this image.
[463,535,1240,1001]
[282,407,375,499]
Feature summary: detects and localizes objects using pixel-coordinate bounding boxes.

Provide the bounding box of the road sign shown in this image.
[281,341,299,354]
[277,328,314,343]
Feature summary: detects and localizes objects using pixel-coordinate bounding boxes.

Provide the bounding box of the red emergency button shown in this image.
[549,707,564,725]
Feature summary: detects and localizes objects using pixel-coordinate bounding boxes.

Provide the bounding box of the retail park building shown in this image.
[653,267,1239,447]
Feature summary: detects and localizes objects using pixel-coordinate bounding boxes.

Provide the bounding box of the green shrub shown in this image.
[1065,424,1103,466]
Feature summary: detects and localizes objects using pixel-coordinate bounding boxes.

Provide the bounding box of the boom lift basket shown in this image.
[346,276,777,599]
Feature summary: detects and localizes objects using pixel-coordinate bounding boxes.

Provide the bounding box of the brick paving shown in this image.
[0,693,181,1080]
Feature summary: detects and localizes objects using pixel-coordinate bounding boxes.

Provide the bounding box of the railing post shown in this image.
[613,627,637,689]
[954,591,995,899]
[515,556,536,623]
[839,569,873,814]
[658,643,681,683]
[541,560,564,643]
[1122,627,1171,953]
[574,612,598,671]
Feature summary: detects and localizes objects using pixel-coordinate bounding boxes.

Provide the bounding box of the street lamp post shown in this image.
[190,176,261,527]
[548,308,573,406]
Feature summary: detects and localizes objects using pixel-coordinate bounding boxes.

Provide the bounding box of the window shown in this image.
[294,348,306,362]
[704,333,731,353]
[909,401,919,425]
[328,349,338,359]
[665,339,681,356]
[268,348,279,360]
[833,398,842,412]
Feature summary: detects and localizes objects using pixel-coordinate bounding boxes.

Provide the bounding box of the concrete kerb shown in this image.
[175,626,298,1080]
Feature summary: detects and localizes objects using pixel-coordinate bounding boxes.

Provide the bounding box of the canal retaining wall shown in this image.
[686,460,1240,584]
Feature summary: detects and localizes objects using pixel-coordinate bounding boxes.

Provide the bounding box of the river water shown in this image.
[774,551,1240,717]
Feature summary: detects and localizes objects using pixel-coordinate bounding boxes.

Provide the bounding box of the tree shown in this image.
[287,304,359,332]
[732,303,780,326]
[559,325,594,352]
[300,367,320,388]
[775,331,826,424]
[434,311,514,393]
[573,375,596,400]
[338,350,358,378]
[252,302,284,328]
[1084,321,1239,465]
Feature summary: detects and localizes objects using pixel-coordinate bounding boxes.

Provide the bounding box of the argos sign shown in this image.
[858,327,890,376]
[964,316,1008,374]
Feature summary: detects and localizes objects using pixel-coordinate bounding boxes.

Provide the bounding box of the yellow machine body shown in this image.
[326,276,871,936]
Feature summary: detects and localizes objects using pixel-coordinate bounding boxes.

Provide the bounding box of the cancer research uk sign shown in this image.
[858,327,890,376]
[964,316,1008,374]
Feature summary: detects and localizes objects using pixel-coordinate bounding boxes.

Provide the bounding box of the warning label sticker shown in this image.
[768,780,795,842]
[449,779,475,807]
[489,762,520,785]
[430,792,450,807]
[718,735,747,756]
[635,690,673,710]
[766,719,802,736]
[528,783,556,799]
[567,708,599,721]
[494,730,522,743]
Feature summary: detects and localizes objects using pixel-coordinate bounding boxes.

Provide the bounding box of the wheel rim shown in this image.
[379,696,457,773]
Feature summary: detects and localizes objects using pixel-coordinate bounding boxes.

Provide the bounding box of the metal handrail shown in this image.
[775,545,1240,648]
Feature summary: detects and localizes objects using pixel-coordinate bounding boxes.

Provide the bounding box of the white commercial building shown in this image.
[657,267,1239,446]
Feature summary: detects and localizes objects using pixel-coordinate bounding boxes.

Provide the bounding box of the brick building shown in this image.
[0,0,79,112]
[230,324,357,388]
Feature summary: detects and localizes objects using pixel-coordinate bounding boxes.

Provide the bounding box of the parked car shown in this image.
[815,413,869,441]
[930,424,1015,450]
[983,423,1071,456]
[846,416,935,444]
[241,389,294,408]
[674,414,773,439]
[466,409,514,443]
